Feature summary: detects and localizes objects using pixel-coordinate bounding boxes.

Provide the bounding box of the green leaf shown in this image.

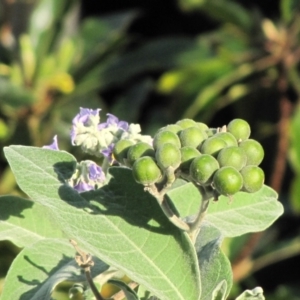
[205,186,283,237]
[108,279,139,300]
[166,181,201,217]
[0,238,108,300]
[290,106,300,172]
[280,0,300,23]
[290,175,300,214]
[195,223,232,300]
[0,195,65,248]
[236,287,265,300]
[4,146,201,300]
[211,280,227,300]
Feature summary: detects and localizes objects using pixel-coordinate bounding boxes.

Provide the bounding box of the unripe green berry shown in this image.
[132,156,162,186]
[113,139,134,163]
[200,136,227,157]
[196,122,209,131]
[217,146,247,170]
[227,119,251,141]
[215,132,238,147]
[180,146,201,173]
[239,139,264,165]
[155,143,181,169]
[159,124,182,134]
[190,154,219,185]
[176,118,197,129]
[213,166,243,196]
[179,126,208,148]
[127,142,155,166]
[206,128,217,137]
[153,130,181,150]
[240,165,265,193]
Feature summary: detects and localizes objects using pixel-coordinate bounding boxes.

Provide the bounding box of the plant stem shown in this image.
[70,239,104,300]
[147,185,190,231]
[84,268,104,300]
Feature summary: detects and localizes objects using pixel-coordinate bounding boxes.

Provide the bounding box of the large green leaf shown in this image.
[195,223,232,300]
[167,182,283,238]
[206,186,283,237]
[0,196,65,248]
[0,238,108,300]
[4,146,201,300]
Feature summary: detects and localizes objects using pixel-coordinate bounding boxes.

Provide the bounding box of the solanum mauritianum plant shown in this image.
[0,108,283,300]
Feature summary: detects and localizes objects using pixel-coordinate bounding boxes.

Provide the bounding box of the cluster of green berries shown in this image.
[113,118,265,197]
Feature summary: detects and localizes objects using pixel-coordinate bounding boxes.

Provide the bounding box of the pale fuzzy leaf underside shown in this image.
[235,287,265,300]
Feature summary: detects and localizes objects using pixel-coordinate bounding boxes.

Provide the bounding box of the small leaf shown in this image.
[280,0,300,23]
[195,223,232,300]
[206,186,283,237]
[0,238,109,300]
[235,287,265,300]
[211,280,227,300]
[290,175,300,214]
[108,279,139,300]
[166,181,201,217]
[0,195,65,247]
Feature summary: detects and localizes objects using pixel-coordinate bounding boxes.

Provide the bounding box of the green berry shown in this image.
[155,143,181,169]
[159,124,182,134]
[217,146,247,170]
[239,139,264,165]
[190,154,219,185]
[179,126,208,148]
[153,130,181,150]
[227,119,251,141]
[180,146,201,173]
[200,136,227,157]
[127,142,155,166]
[215,132,238,147]
[240,165,265,193]
[113,139,134,163]
[132,156,162,186]
[196,122,209,131]
[176,118,197,129]
[213,166,243,196]
[206,128,217,137]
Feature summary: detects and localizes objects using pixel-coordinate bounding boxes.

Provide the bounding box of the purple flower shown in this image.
[71,108,100,145]
[98,113,129,131]
[73,181,94,193]
[88,163,105,182]
[100,144,115,163]
[72,108,100,126]
[42,135,59,150]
